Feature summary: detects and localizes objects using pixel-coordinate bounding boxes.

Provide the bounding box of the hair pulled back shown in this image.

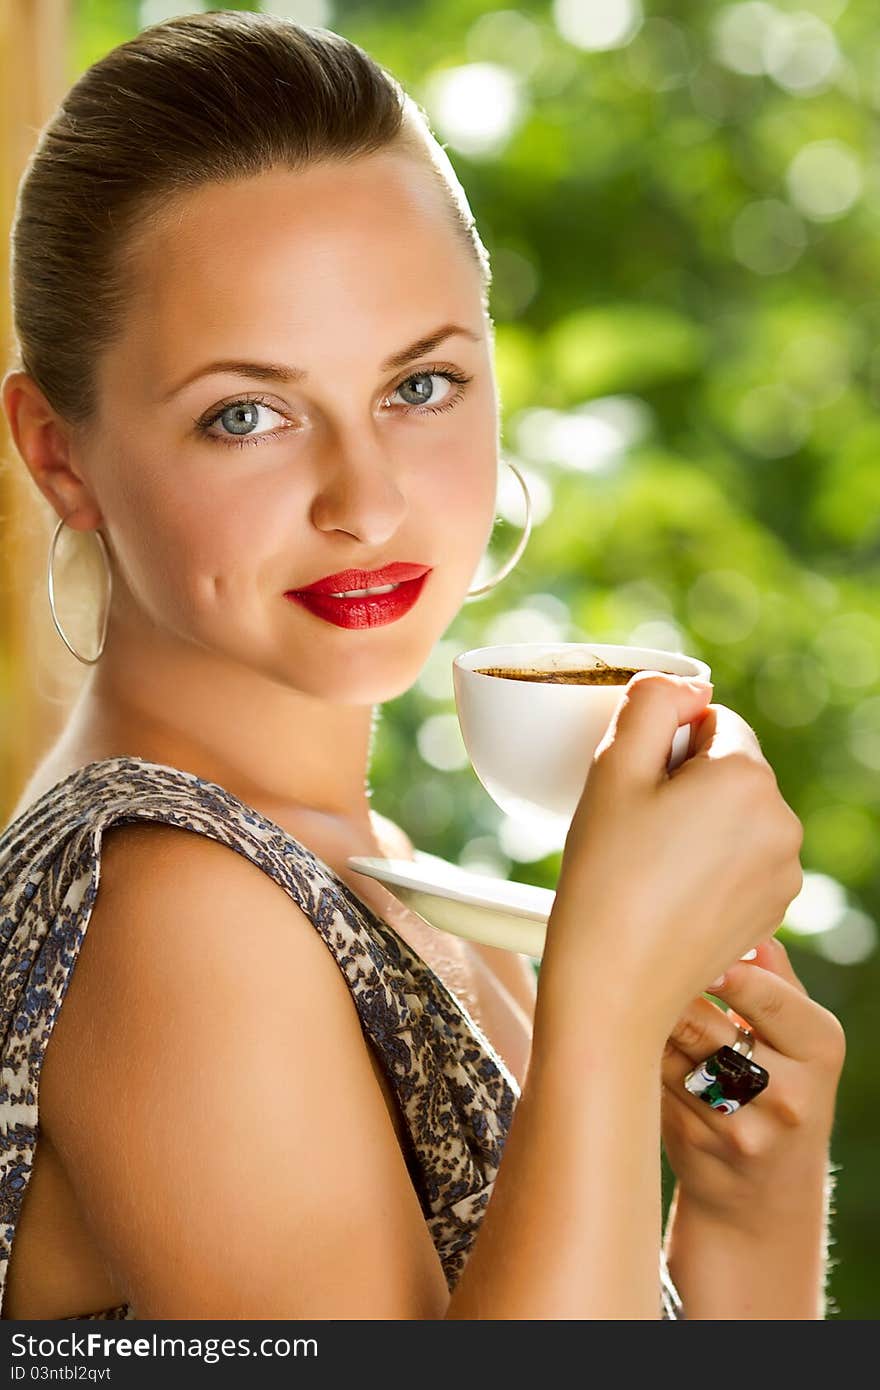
[8,10,491,429]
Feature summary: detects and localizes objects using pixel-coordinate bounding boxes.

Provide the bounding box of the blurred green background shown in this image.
[65,0,879,1317]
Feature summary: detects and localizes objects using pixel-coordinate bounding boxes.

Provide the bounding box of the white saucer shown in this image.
[345,850,553,958]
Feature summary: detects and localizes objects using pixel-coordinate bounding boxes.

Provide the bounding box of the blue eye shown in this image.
[194,367,473,450]
[195,398,289,450]
[387,369,470,413]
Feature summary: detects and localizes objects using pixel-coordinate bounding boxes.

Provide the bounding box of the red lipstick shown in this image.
[284,562,432,630]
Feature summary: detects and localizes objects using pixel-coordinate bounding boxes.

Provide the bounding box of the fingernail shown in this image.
[687,679,713,693]
[740,948,757,961]
[710,973,726,989]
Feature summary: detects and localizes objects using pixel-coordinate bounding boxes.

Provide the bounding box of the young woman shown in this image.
[0,11,843,1320]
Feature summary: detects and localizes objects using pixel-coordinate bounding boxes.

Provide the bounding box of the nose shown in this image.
[309,434,408,545]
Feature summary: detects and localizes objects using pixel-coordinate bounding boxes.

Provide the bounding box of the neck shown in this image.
[62,618,379,837]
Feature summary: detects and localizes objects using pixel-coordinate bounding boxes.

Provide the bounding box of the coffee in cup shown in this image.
[453,643,712,828]
[474,666,640,685]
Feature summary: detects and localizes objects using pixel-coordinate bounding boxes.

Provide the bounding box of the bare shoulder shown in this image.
[39,820,448,1317]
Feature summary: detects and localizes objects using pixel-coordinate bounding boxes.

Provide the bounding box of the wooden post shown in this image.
[0,0,74,821]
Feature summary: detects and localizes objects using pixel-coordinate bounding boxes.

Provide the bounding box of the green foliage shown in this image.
[543,305,706,399]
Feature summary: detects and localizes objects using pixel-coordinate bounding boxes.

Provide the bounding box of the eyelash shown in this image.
[193,367,473,451]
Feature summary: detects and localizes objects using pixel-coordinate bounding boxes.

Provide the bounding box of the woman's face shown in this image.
[83,151,499,704]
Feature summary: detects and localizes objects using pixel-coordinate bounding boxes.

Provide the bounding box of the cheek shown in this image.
[106,472,283,621]
[421,413,499,546]
[426,457,494,513]
[458,454,502,562]
[468,390,503,538]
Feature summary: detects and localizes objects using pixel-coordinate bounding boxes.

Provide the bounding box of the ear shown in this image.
[1,370,103,529]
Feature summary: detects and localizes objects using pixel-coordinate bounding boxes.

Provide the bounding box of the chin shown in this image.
[268,577,470,700]
[303,677,418,707]
[265,644,429,707]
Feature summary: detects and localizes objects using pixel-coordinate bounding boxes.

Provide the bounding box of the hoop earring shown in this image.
[47,516,112,665]
[465,459,533,600]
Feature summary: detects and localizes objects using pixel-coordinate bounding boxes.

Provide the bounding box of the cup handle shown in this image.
[667,722,692,773]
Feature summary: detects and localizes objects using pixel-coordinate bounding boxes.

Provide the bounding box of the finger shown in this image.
[665,994,775,1071]
[660,1070,729,1153]
[687,703,714,759]
[709,961,824,1062]
[725,1006,755,1036]
[688,703,716,758]
[748,934,809,997]
[688,701,764,764]
[594,672,714,787]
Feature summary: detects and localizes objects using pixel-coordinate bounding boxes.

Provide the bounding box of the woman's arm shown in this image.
[662,1161,836,1319]
[42,821,668,1319]
[43,678,801,1319]
[658,938,844,1319]
[358,813,665,1313]
[446,979,667,1319]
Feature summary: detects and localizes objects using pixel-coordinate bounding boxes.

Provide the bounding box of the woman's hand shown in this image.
[541,675,805,1039]
[661,934,846,1225]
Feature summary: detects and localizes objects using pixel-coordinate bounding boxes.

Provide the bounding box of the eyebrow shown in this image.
[161,323,482,402]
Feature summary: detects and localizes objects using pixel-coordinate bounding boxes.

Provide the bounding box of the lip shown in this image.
[284,571,431,630]
[289,562,431,595]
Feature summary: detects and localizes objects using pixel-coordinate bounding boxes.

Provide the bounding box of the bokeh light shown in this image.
[423,62,526,158]
[755,653,829,727]
[624,17,695,91]
[139,0,205,21]
[399,779,455,837]
[458,834,512,878]
[731,199,807,276]
[415,713,470,772]
[785,870,848,936]
[498,813,567,862]
[849,696,880,771]
[465,8,545,79]
[786,140,862,222]
[733,383,811,457]
[815,909,878,966]
[628,619,687,651]
[764,11,841,95]
[817,616,880,690]
[712,4,841,94]
[553,0,643,53]
[485,602,570,646]
[259,0,333,24]
[512,395,650,475]
[711,2,781,76]
[415,639,459,702]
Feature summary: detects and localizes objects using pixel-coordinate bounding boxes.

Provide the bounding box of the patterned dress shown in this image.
[0,755,683,1320]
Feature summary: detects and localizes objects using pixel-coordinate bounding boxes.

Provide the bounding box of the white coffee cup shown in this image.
[453,642,712,831]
